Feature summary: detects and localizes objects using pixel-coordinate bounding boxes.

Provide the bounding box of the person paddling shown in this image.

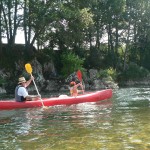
[15,76,41,102]
[69,81,84,97]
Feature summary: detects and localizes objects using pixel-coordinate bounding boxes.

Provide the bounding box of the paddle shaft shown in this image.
[31,74,45,107]
[25,63,46,107]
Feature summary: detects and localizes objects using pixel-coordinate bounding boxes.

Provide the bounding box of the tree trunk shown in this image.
[108,23,115,67]
[123,21,131,71]
[0,0,2,56]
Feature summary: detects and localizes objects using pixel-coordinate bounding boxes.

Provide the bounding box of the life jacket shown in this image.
[15,85,27,102]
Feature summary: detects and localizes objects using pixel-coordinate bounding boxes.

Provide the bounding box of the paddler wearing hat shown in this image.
[15,76,40,102]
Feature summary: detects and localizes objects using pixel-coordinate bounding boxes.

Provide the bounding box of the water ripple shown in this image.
[0,88,150,150]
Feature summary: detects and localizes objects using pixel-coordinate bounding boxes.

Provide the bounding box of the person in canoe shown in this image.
[15,76,41,102]
[69,81,84,97]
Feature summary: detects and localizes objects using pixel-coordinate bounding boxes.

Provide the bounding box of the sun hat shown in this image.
[18,77,26,84]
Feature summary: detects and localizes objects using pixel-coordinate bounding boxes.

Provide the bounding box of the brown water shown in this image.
[0,87,150,150]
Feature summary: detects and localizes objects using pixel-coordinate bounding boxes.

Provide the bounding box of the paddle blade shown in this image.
[25,63,32,74]
[77,70,82,81]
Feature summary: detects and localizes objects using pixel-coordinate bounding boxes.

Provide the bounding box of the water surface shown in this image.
[0,88,150,150]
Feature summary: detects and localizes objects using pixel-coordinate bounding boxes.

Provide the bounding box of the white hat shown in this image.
[18,77,26,84]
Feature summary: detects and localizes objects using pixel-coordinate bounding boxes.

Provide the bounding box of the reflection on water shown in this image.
[0,88,150,150]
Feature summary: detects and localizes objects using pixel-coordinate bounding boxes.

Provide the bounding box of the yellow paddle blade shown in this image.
[25,63,32,74]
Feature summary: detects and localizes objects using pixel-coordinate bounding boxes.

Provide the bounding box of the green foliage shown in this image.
[79,8,94,29]
[118,63,150,81]
[36,48,54,64]
[61,51,84,77]
[52,3,94,50]
[85,47,104,69]
[0,77,6,86]
[97,68,117,81]
[1,0,150,85]
[107,68,117,80]
[97,70,108,79]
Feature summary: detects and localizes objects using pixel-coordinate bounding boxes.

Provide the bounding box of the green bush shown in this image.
[97,70,108,79]
[107,68,117,80]
[61,52,85,77]
[118,63,150,81]
[97,68,117,81]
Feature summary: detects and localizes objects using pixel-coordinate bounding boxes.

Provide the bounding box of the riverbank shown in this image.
[118,77,150,87]
[0,67,119,94]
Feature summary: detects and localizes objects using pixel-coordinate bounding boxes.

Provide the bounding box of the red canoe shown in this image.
[0,89,113,110]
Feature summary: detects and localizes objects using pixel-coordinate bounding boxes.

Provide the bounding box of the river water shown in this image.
[0,87,150,150]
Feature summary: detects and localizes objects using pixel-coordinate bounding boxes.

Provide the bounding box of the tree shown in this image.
[1,0,23,45]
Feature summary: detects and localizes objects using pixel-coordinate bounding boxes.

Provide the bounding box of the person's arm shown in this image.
[25,76,34,87]
[25,95,41,101]
[79,83,84,94]
[75,83,84,94]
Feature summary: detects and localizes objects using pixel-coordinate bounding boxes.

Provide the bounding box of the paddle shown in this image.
[76,70,85,92]
[76,70,82,82]
[25,63,45,108]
